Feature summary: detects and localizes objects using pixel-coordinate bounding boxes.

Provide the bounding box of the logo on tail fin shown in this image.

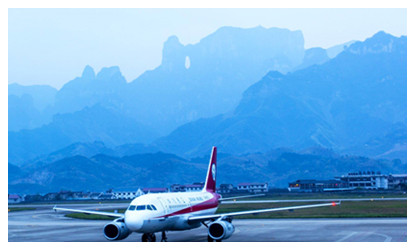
[212,164,216,181]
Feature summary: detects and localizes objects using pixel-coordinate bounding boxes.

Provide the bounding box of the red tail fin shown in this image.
[203,147,217,193]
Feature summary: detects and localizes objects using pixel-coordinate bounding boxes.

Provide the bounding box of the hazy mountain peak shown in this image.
[162,35,185,67]
[8,83,57,112]
[165,35,181,45]
[305,47,328,57]
[372,30,390,38]
[347,31,404,55]
[96,66,125,82]
[81,65,95,80]
[292,47,330,71]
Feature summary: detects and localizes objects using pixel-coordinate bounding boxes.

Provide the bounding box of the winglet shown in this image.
[332,201,341,206]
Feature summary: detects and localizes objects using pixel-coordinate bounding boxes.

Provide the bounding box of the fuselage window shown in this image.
[128,205,136,211]
[136,205,146,211]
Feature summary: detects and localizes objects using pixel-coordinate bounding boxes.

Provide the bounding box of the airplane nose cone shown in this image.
[125,212,143,232]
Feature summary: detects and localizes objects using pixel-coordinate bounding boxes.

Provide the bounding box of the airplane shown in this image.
[54,146,340,242]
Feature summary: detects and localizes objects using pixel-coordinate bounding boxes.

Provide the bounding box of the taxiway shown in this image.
[8,203,406,242]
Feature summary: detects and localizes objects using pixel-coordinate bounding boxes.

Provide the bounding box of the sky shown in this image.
[8,8,407,89]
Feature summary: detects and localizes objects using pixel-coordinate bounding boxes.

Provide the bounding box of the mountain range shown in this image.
[8,27,407,194]
[8,147,406,194]
[155,31,407,160]
[9,26,358,164]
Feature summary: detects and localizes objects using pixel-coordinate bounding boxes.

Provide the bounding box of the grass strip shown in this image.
[8,207,36,212]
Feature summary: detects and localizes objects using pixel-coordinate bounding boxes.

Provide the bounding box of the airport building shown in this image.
[113,188,143,199]
[337,171,388,190]
[98,193,115,199]
[141,188,169,194]
[288,179,349,192]
[288,171,394,192]
[237,182,269,193]
[171,183,204,192]
[388,174,407,190]
[8,194,24,203]
[218,184,234,193]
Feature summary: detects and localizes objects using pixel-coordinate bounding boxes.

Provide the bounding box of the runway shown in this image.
[8,204,407,242]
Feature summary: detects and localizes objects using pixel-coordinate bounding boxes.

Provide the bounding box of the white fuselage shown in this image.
[124,191,220,233]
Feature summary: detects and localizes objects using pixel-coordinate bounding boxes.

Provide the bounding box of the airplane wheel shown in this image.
[142,234,150,242]
[151,233,156,242]
[161,231,168,242]
[142,233,156,242]
[208,235,214,242]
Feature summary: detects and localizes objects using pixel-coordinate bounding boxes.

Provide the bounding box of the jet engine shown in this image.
[103,219,131,241]
[208,219,235,241]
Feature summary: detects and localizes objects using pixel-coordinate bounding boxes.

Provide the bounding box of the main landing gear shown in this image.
[161,231,168,242]
[141,232,168,242]
[142,233,156,242]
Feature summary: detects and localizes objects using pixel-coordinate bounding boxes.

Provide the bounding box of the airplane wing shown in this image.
[53,206,124,218]
[220,197,407,204]
[219,193,265,201]
[188,202,340,222]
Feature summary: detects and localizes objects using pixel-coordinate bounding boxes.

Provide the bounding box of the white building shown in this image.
[237,182,268,193]
[171,183,204,192]
[337,171,388,190]
[113,188,143,200]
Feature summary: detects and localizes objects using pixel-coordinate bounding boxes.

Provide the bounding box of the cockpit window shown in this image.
[136,205,146,210]
[131,204,157,211]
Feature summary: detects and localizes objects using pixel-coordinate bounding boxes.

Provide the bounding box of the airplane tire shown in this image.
[142,233,156,242]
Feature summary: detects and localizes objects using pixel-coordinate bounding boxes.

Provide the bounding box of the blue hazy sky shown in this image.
[8,8,406,89]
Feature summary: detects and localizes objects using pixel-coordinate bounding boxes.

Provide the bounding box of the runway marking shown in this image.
[336,232,357,242]
[371,232,392,242]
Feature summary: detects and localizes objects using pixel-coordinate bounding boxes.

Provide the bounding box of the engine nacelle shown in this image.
[103,219,131,241]
[208,219,235,241]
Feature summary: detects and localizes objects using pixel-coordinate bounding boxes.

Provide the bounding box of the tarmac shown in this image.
[8,203,407,242]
